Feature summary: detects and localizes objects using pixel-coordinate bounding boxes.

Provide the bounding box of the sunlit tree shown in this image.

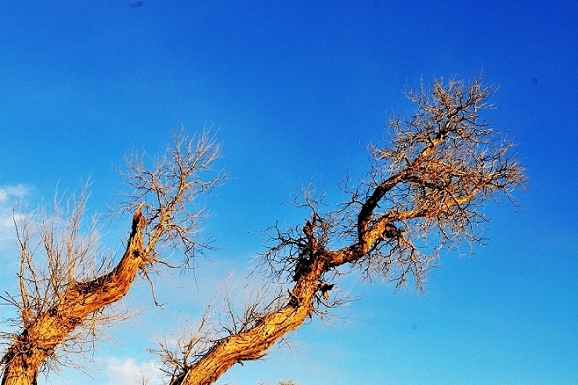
[0,77,525,385]
[0,131,223,385]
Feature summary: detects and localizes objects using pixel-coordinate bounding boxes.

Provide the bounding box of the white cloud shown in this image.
[105,357,163,385]
[0,184,29,203]
[0,184,30,251]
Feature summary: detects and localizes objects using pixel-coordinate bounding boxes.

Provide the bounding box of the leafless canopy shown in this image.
[264,77,525,289]
[1,188,117,373]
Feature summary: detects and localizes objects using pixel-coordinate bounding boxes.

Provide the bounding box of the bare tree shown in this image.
[0,130,223,385]
[152,77,525,385]
[0,77,525,385]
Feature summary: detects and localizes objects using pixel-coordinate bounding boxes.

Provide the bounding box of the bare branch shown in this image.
[118,127,225,271]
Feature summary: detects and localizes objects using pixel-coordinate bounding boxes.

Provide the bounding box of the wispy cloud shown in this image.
[0,184,30,251]
[0,184,30,203]
[104,357,162,385]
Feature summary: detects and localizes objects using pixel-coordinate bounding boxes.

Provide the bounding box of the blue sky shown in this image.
[0,1,577,384]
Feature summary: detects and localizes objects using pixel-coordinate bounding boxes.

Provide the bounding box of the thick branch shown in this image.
[173,259,325,385]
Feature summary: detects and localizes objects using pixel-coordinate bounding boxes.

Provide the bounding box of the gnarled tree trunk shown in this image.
[1,210,146,385]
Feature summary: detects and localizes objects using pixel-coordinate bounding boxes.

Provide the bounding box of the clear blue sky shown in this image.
[0,1,577,384]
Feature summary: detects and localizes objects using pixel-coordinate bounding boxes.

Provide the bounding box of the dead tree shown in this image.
[155,77,525,385]
[0,77,525,385]
[0,130,223,385]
